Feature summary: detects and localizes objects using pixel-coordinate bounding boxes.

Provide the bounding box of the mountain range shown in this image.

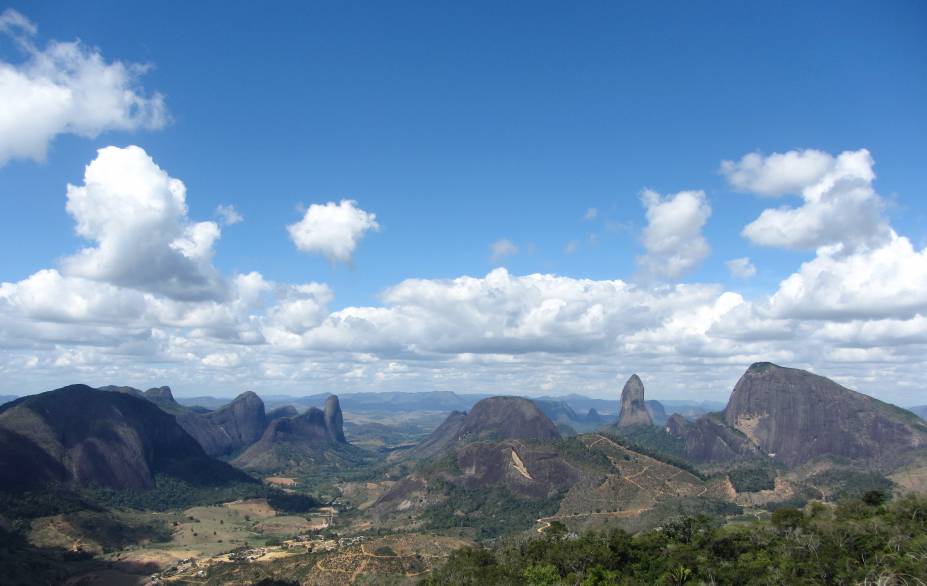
[2,361,927,584]
[0,385,253,491]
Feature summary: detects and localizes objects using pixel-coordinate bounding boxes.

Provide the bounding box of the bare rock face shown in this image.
[183,391,267,457]
[376,401,573,519]
[665,413,759,464]
[617,374,653,428]
[457,396,561,443]
[101,385,269,457]
[645,400,668,425]
[232,395,349,472]
[403,411,468,460]
[406,396,560,463]
[723,362,927,466]
[324,395,347,444]
[210,391,266,444]
[144,386,175,403]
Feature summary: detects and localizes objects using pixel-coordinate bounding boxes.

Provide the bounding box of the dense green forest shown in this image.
[425,492,927,585]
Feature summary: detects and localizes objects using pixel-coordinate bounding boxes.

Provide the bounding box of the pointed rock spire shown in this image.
[617,374,653,428]
[324,395,347,443]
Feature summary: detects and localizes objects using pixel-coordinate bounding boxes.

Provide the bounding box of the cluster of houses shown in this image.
[282,533,368,553]
[227,547,266,562]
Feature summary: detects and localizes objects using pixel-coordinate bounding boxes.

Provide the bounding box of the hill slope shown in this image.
[0,385,252,491]
[101,385,267,457]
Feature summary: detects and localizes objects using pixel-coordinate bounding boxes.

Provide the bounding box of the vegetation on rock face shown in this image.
[422,481,564,539]
[425,493,927,585]
[551,437,613,473]
[603,431,706,480]
[727,465,777,493]
[805,468,895,501]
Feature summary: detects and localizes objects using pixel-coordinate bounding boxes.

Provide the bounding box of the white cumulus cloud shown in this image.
[61,145,225,301]
[2,144,927,404]
[768,233,927,321]
[0,9,166,166]
[722,149,890,252]
[638,189,712,279]
[287,200,379,264]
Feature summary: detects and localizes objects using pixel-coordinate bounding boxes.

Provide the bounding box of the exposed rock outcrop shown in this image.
[232,395,350,472]
[456,396,561,443]
[324,395,347,444]
[665,413,759,464]
[402,410,467,461]
[722,362,927,466]
[376,400,574,519]
[207,392,266,445]
[145,386,176,403]
[617,374,653,428]
[645,400,668,425]
[101,385,269,457]
[401,397,560,463]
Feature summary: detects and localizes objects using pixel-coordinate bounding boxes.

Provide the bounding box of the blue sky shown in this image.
[1,2,927,403]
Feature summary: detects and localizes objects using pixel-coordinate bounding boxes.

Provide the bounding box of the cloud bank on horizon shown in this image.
[1,9,926,403]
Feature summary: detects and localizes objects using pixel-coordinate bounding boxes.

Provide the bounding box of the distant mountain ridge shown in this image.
[173,390,717,427]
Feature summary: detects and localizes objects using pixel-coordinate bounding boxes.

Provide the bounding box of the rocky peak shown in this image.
[267,407,330,442]
[457,396,561,442]
[231,401,354,472]
[324,395,347,444]
[205,391,267,447]
[144,386,176,403]
[723,362,927,466]
[617,374,653,428]
[665,413,688,435]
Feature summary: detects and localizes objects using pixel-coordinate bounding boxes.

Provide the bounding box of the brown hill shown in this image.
[0,385,253,491]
